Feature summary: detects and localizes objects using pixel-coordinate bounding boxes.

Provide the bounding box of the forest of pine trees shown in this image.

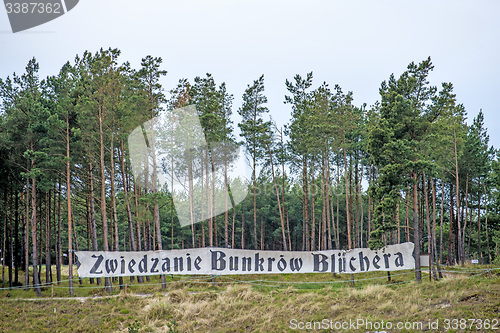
[0,49,499,294]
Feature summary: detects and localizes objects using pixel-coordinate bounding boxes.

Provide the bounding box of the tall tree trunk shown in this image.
[24,177,29,291]
[200,152,205,248]
[286,210,292,250]
[359,164,364,247]
[439,180,444,268]
[71,211,82,285]
[110,135,119,252]
[133,184,142,250]
[66,114,74,295]
[478,182,482,264]
[211,151,217,247]
[171,152,175,250]
[368,165,372,245]
[31,177,41,296]
[52,186,57,282]
[431,178,442,278]
[326,157,332,250]
[9,187,14,288]
[336,159,341,248]
[98,102,111,291]
[354,153,360,248]
[20,194,25,280]
[45,191,51,284]
[241,209,245,249]
[404,189,410,243]
[252,153,257,250]
[109,133,124,289]
[56,182,62,284]
[465,208,471,258]
[310,163,316,251]
[302,158,308,251]
[150,122,166,289]
[207,150,213,247]
[453,128,463,265]
[143,155,151,256]
[343,148,352,250]
[224,151,229,248]
[462,174,469,263]
[260,217,264,250]
[89,162,100,285]
[2,186,6,289]
[423,173,437,281]
[349,156,355,247]
[37,195,42,284]
[482,181,491,263]
[119,140,136,252]
[14,190,19,285]
[281,130,292,249]
[395,202,399,244]
[133,183,144,284]
[267,142,287,250]
[188,159,195,247]
[413,172,421,282]
[448,182,455,265]
[231,207,236,248]
[329,177,336,249]
[321,155,327,250]
[124,164,134,286]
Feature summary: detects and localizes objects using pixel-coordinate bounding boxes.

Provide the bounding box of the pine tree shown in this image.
[368,58,442,282]
[238,75,270,250]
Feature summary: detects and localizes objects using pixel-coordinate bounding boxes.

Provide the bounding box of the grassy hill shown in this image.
[0,266,499,332]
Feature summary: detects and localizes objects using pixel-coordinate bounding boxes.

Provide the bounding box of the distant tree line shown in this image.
[0,49,499,294]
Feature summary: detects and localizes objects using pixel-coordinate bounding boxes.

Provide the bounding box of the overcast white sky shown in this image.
[1,0,499,147]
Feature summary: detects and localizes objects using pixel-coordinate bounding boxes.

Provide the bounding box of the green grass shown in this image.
[0,265,498,332]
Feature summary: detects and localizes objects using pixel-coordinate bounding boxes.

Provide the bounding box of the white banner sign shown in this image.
[75,242,415,278]
[75,243,415,277]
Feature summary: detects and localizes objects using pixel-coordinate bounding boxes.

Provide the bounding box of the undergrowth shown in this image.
[0,265,498,332]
